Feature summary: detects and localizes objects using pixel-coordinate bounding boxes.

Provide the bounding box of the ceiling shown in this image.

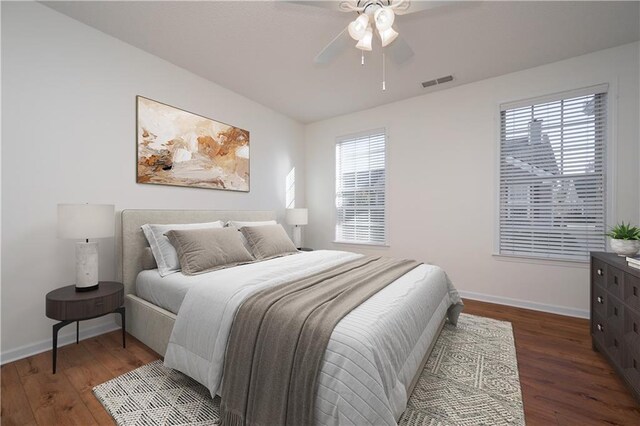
[43,1,640,123]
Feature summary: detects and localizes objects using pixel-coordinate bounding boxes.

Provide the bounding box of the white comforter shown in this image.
[164,250,462,425]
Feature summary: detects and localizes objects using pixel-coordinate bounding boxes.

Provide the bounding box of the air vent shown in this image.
[421,75,454,88]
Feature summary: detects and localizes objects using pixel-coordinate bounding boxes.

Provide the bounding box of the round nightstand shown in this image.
[45,281,125,373]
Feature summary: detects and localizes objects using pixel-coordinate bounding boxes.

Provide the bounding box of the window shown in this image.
[286,167,296,208]
[335,129,387,245]
[499,86,607,261]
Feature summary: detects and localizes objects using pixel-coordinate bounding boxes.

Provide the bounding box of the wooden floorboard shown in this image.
[2,299,639,425]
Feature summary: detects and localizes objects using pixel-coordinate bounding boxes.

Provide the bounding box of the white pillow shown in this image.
[141,221,224,276]
[226,220,277,229]
[226,220,278,254]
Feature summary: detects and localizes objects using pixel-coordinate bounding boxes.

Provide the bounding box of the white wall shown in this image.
[305,42,640,317]
[1,2,304,362]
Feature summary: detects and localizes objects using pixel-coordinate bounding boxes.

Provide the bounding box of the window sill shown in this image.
[333,240,390,248]
[492,252,589,268]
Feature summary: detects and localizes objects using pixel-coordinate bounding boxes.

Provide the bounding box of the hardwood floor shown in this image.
[2,300,639,425]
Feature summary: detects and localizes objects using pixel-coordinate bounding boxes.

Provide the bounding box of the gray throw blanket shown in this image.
[220,256,421,426]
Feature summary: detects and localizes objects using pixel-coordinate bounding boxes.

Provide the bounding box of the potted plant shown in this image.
[606,222,640,256]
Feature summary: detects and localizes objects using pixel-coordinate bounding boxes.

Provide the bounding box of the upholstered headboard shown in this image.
[118,209,277,296]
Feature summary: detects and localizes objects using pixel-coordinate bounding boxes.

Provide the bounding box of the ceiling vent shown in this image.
[421,75,454,88]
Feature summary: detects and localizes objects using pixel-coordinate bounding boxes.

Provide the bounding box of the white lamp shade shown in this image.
[356,26,373,51]
[286,208,308,226]
[348,14,370,41]
[379,27,399,47]
[374,7,395,32]
[58,204,115,239]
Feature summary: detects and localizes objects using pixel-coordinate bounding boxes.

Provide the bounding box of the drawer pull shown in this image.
[614,307,618,316]
[614,276,618,285]
[614,338,618,347]
[597,323,604,332]
[597,268,603,276]
[634,323,638,334]
[634,286,638,297]
[597,296,604,304]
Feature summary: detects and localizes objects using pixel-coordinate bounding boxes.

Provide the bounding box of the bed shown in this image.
[118,209,463,425]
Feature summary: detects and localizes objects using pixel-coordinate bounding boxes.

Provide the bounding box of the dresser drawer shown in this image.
[592,257,607,288]
[622,342,640,394]
[592,286,607,317]
[64,292,123,320]
[607,295,624,332]
[605,327,623,365]
[624,307,640,350]
[625,273,640,312]
[607,266,625,298]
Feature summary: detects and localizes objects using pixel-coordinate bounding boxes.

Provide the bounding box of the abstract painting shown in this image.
[136,96,249,191]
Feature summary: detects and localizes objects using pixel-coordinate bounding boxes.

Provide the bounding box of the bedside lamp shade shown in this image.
[57,204,114,291]
[58,204,115,239]
[286,208,308,226]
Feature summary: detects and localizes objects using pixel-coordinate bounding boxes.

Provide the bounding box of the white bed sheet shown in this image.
[136,269,195,314]
[155,250,462,425]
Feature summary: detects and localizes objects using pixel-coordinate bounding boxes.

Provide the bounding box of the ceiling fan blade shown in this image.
[395,1,452,15]
[286,1,344,12]
[314,27,352,64]
[386,35,414,64]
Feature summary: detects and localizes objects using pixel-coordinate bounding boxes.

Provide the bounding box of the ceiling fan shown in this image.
[291,1,451,65]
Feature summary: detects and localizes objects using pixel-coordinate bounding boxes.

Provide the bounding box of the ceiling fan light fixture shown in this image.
[379,27,399,47]
[374,7,395,32]
[356,26,373,51]
[348,14,370,41]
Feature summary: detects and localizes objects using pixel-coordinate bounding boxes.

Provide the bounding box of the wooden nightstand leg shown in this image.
[76,321,79,344]
[52,320,73,374]
[115,306,126,348]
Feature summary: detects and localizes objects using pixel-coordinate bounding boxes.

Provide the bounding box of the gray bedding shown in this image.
[220,256,421,426]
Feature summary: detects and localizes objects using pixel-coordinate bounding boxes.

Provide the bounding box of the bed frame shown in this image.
[118,209,276,355]
[117,208,444,412]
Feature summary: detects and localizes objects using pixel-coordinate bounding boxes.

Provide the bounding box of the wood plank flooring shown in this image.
[2,299,639,425]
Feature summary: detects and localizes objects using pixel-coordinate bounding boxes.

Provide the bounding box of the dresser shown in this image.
[591,252,640,401]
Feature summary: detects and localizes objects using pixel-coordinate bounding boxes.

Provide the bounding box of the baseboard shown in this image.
[458,290,590,319]
[1,320,120,365]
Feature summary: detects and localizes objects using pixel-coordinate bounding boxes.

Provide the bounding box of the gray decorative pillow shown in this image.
[165,227,254,275]
[141,221,224,276]
[241,224,299,260]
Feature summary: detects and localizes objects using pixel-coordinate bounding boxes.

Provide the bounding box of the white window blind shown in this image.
[499,88,607,261]
[335,130,387,245]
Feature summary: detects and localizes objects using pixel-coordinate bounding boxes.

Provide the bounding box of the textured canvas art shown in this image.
[136,96,249,191]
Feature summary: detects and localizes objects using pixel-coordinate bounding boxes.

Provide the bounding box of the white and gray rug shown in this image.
[93,314,524,426]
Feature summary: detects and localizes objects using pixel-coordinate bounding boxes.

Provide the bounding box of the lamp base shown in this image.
[292,226,302,249]
[75,283,99,292]
[76,241,99,289]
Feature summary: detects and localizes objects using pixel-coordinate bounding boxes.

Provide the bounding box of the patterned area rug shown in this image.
[93,314,524,425]
[398,314,524,426]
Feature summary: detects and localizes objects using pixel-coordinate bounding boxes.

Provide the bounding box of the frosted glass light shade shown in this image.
[374,8,395,32]
[356,26,373,51]
[348,14,370,41]
[379,27,399,47]
[58,204,115,239]
[286,208,308,226]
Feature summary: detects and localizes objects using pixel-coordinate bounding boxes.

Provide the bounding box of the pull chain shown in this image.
[382,51,386,91]
[361,50,365,66]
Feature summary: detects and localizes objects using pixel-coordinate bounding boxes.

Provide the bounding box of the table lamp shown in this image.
[57,204,115,291]
[286,208,308,249]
